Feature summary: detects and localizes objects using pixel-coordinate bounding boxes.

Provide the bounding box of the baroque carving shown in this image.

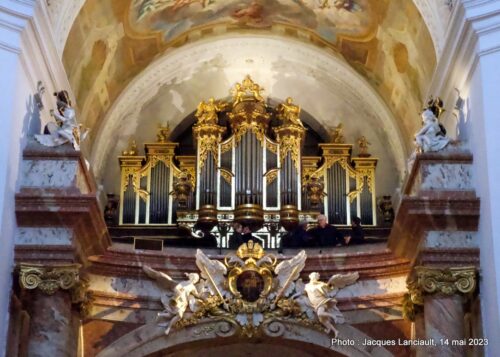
[143,242,359,337]
[19,263,81,295]
[415,266,477,295]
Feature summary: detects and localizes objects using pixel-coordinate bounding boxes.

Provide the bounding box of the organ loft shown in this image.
[116,76,378,248]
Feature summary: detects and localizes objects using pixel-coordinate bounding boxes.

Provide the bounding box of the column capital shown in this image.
[415,266,477,296]
[18,263,81,295]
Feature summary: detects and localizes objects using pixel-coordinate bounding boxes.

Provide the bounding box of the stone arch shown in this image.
[90,35,407,193]
[96,319,394,357]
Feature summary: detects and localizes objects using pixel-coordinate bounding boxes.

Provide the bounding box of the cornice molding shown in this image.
[427,0,500,122]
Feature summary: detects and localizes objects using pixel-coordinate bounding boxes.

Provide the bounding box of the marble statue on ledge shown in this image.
[414,109,450,153]
[142,265,201,335]
[34,91,88,151]
[301,271,359,337]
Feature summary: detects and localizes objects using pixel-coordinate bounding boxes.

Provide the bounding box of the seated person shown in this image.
[309,214,344,247]
[228,222,244,249]
[281,221,314,249]
[240,225,264,246]
[345,216,365,245]
[200,231,218,248]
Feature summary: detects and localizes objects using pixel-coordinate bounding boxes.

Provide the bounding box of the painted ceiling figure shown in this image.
[137,0,210,20]
[414,109,450,153]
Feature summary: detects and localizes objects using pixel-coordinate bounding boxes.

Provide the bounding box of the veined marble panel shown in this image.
[336,276,407,298]
[88,274,162,298]
[89,275,407,301]
[15,227,73,245]
[20,160,79,188]
[424,231,478,248]
[420,163,473,190]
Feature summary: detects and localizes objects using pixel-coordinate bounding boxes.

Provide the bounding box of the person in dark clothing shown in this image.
[309,214,344,247]
[200,231,218,248]
[281,221,314,249]
[228,222,244,249]
[345,216,365,245]
[240,225,264,246]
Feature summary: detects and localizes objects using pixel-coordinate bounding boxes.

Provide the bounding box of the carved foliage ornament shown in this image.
[403,266,477,321]
[19,263,81,295]
[415,266,477,295]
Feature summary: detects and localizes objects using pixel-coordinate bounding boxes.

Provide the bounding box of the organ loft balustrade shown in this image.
[116,76,379,249]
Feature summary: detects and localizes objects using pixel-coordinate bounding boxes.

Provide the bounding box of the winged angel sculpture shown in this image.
[143,243,359,337]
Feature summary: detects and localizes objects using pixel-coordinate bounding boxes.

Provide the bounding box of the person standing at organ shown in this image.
[241,225,264,246]
[309,214,344,247]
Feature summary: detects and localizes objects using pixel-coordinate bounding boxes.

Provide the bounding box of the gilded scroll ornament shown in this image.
[415,266,477,295]
[274,123,306,170]
[219,168,234,185]
[194,124,226,169]
[264,168,279,185]
[402,280,424,321]
[19,263,81,295]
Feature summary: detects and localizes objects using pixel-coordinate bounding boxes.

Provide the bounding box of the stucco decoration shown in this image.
[63,0,436,162]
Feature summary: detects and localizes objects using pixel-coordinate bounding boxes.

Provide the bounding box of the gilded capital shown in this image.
[402,280,424,321]
[415,266,477,296]
[19,263,81,295]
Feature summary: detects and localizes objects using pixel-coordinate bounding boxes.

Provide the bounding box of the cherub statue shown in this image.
[232,75,264,105]
[357,136,371,157]
[415,109,450,153]
[329,123,345,143]
[35,91,87,151]
[195,97,226,125]
[121,139,138,156]
[142,265,201,335]
[276,97,304,127]
[303,271,359,336]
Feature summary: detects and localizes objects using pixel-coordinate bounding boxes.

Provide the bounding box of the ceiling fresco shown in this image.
[129,0,377,41]
[63,0,436,165]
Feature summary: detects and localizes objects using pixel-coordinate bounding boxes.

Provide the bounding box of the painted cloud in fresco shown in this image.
[130,0,376,44]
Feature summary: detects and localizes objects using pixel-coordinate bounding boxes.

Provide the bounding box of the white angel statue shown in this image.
[35,91,87,151]
[304,271,359,336]
[272,250,307,302]
[195,249,230,302]
[414,109,450,153]
[142,265,201,335]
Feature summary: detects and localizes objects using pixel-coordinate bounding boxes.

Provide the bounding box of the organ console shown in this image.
[118,76,378,248]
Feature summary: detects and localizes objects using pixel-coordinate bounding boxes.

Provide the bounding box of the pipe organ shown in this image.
[118,76,378,246]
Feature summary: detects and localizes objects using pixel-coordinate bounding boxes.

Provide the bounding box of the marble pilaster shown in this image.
[408,266,477,357]
[424,294,466,357]
[18,263,82,357]
[26,289,77,357]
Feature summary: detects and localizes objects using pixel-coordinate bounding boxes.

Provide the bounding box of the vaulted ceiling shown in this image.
[61,0,436,194]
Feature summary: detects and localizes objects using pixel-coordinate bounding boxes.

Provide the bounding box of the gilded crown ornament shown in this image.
[232,75,265,105]
[236,240,265,260]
